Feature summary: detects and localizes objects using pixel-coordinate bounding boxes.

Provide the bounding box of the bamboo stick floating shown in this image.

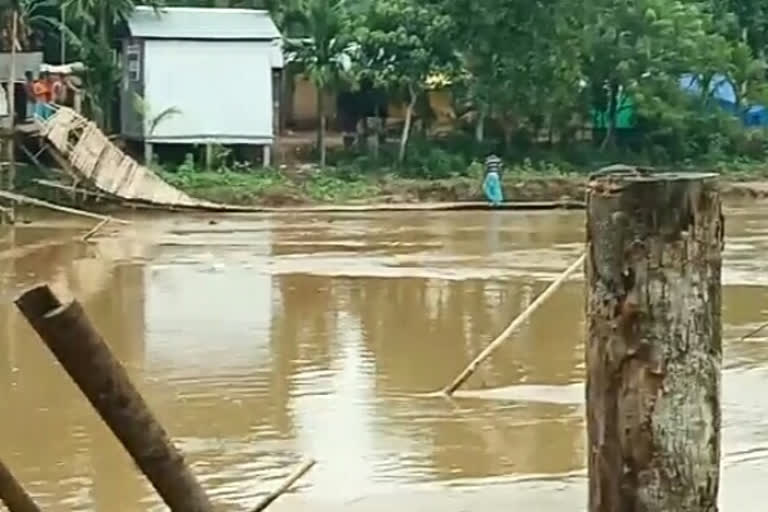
[250,459,316,512]
[443,252,586,396]
[740,321,768,342]
[81,217,111,242]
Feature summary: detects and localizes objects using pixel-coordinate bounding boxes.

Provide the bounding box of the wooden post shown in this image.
[585,169,724,512]
[205,143,213,170]
[144,141,153,165]
[262,144,272,167]
[15,285,215,512]
[272,68,281,166]
[0,458,41,512]
[6,10,17,191]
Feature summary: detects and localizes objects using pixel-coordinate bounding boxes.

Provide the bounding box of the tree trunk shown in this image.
[98,2,113,132]
[399,85,417,164]
[6,10,17,191]
[15,286,215,512]
[600,82,618,151]
[475,106,486,143]
[283,68,295,131]
[60,4,66,63]
[585,168,724,512]
[317,86,326,167]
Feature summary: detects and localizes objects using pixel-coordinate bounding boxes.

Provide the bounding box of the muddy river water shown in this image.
[2,204,768,511]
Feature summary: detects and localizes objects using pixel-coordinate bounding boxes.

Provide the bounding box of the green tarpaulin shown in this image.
[591,94,636,129]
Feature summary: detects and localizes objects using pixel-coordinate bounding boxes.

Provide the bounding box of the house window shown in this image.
[127,44,140,82]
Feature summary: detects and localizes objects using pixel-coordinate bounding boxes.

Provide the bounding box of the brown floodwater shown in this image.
[2,204,768,511]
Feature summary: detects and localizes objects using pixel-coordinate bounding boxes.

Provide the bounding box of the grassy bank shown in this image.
[156,157,768,206]
[158,167,589,206]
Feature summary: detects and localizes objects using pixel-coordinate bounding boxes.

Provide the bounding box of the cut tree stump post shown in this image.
[585,169,724,512]
[15,285,215,512]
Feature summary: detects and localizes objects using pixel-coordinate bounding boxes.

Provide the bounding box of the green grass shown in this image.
[159,168,295,204]
[152,145,768,206]
[158,166,385,204]
[303,174,381,202]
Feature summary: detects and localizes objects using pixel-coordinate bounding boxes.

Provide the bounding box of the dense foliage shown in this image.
[6,0,768,171]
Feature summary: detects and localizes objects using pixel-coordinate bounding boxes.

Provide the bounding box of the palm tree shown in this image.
[59,0,163,130]
[287,0,353,167]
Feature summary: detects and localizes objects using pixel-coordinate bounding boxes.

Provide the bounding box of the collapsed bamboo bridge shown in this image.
[38,106,222,210]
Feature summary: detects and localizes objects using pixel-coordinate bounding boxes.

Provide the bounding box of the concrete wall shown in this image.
[290,74,337,128]
[289,75,455,129]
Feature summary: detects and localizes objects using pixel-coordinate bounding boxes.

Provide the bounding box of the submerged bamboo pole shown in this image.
[0,458,41,512]
[81,217,110,241]
[251,459,316,512]
[15,285,214,512]
[443,252,585,395]
[585,171,723,511]
[0,190,130,224]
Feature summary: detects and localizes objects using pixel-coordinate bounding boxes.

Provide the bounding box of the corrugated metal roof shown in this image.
[128,7,282,41]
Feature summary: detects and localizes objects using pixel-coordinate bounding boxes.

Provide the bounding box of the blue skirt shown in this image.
[483,171,503,206]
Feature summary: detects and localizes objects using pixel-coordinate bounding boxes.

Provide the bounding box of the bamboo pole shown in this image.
[0,458,41,512]
[443,252,586,396]
[0,189,130,224]
[740,321,768,342]
[81,217,110,241]
[15,285,215,512]
[250,459,316,512]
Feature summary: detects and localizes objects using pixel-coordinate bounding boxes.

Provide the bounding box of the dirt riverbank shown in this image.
[16,173,768,210]
[234,176,768,206]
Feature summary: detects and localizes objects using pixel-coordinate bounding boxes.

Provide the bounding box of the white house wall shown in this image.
[144,39,273,144]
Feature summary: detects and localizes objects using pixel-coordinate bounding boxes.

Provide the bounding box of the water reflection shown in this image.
[0,207,767,511]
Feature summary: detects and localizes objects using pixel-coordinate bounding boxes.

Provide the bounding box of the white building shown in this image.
[120,7,284,166]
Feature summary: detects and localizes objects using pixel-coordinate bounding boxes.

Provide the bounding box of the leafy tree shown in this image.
[439,0,584,150]
[354,0,457,163]
[707,0,768,59]
[577,0,737,149]
[3,0,768,169]
[58,0,164,130]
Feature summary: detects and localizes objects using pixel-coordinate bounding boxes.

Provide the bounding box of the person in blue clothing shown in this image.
[482,154,504,206]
